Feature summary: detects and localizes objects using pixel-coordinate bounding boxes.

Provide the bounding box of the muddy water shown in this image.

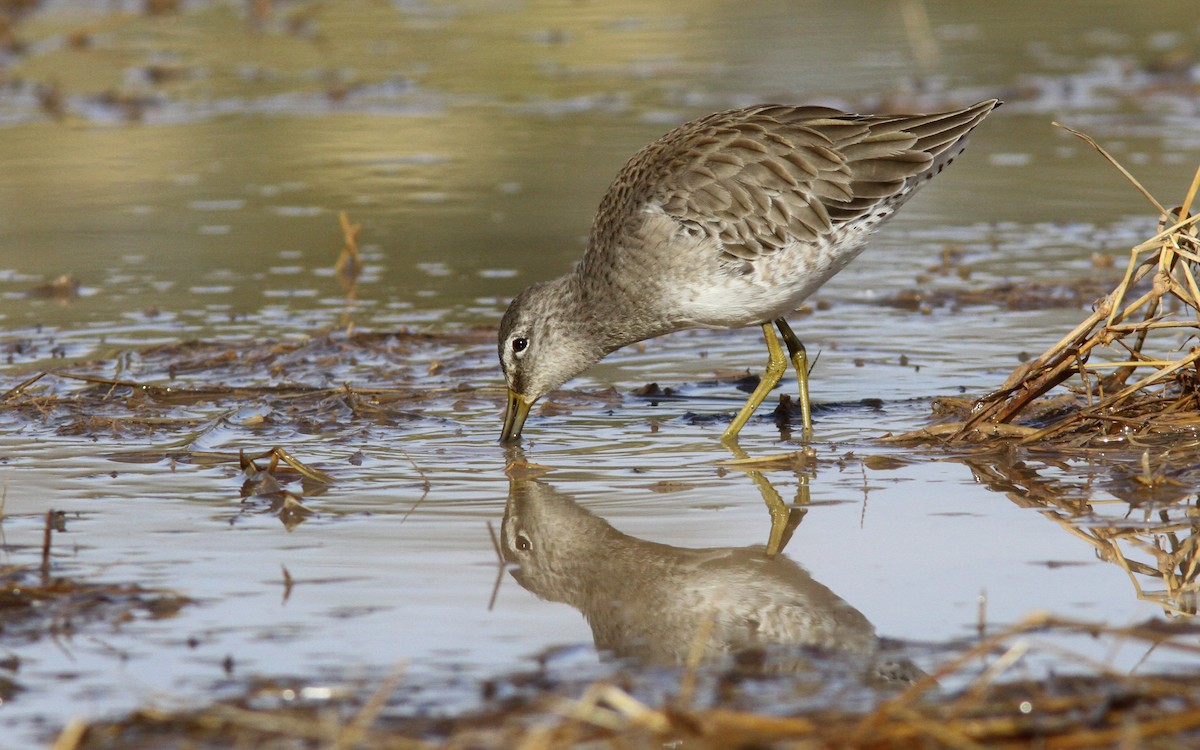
[2,0,1200,744]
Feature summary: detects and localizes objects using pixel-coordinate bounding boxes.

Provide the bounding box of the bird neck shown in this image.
[566,268,670,354]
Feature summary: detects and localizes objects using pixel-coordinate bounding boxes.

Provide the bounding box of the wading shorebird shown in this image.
[499,99,999,442]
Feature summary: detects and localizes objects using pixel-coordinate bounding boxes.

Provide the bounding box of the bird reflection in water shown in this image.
[500,462,921,684]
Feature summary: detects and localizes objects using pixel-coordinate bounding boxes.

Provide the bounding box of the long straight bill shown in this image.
[500,389,533,443]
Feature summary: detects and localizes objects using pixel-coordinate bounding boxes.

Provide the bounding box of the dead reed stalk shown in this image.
[900,130,1200,448]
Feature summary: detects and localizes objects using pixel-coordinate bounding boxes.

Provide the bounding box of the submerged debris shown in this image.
[238,447,331,529]
[0,564,190,646]
[1,512,191,656]
[0,330,499,530]
[25,273,81,301]
[876,275,1125,313]
[240,446,335,489]
[0,546,190,713]
[0,330,496,446]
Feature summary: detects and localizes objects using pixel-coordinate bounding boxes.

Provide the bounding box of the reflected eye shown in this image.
[511,337,529,355]
[515,534,531,551]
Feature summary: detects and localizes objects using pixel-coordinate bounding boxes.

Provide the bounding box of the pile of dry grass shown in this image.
[894,130,1200,449]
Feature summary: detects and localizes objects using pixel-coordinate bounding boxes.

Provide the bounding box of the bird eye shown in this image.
[515,534,532,551]
[511,337,528,355]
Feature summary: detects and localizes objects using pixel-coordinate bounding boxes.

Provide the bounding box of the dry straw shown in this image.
[894,129,1200,447]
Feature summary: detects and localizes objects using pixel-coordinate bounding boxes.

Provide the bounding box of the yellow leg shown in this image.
[723,442,811,557]
[775,318,813,440]
[765,472,809,556]
[722,323,787,442]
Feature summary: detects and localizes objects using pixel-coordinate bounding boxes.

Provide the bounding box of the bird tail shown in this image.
[893,98,1001,176]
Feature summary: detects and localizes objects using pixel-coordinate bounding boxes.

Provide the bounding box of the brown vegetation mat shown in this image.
[0,329,498,525]
[890,137,1200,449]
[0,513,191,703]
[875,242,1123,314]
[1,562,189,645]
[0,328,498,439]
[52,615,1200,750]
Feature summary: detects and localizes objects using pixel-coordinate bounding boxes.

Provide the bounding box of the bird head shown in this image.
[498,278,604,442]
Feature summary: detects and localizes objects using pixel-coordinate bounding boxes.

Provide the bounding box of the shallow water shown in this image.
[2,0,1200,744]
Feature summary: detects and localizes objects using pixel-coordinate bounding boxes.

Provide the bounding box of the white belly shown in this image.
[671,227,874,329]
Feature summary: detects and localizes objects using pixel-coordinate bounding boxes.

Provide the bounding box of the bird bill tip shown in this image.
[500,390,533,443]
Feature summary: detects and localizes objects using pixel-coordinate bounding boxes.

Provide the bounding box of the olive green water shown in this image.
[1,0,1199,744]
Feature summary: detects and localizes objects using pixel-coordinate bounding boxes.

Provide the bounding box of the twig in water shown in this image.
[486,520,507,611]
[335,661,407,750]
[281,564,294,605]
[41,509,55,578]
[398,450,431,524]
